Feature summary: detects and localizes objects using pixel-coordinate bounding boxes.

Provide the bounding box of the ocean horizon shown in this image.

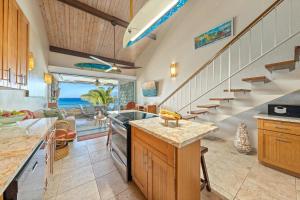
[58,98,91,109]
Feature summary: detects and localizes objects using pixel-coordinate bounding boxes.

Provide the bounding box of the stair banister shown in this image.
[158,0,284,108]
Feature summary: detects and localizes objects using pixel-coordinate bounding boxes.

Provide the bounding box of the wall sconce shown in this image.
[28,52,35,71]
[44,73,53,84]
[170,62,177,78]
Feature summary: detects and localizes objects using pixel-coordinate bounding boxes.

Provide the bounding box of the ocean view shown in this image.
[58,98,91,109]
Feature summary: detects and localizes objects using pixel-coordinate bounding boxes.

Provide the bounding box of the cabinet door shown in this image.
[3,0,18,83]
[147,152,175,200]
[132,139,148,197]
[17,9,29,85]
[258,130,300,173]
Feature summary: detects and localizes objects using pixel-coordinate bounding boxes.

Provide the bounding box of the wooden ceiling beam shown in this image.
[49,46,135,67]
[57,0,128,28]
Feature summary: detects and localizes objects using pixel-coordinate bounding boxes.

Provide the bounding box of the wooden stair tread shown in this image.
[182,114,198,120]
[209,98,234,101]
[242,76,270,83]
[265,60,295,72]
[197,104,220,109]
[224,89,251,92]
[188,110,208,115]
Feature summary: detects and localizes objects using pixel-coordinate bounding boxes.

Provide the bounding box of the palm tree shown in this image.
[80,86,115,107]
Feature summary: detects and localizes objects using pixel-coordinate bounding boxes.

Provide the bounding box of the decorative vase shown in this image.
[234,122,252,154]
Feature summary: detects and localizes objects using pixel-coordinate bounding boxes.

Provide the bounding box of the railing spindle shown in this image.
[274,7,278,46]
[219,55,222,83]
[261,20,264,56]
[238,40,241,69]
[228,46,231,91]
[212,60,215,84]
[206,67,208,91]
[288,0,292,36]
[249,29,252,64]
[189,81,191,113]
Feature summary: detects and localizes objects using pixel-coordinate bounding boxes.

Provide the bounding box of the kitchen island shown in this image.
[130,117,218,200]
[0,118,57,198]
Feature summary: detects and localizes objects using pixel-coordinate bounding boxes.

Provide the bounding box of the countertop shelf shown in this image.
[0,118,57,195]
[130,117,218,148]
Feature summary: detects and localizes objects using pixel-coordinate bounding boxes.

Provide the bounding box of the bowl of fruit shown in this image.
[0,110,26,125]
[159,109,182,127]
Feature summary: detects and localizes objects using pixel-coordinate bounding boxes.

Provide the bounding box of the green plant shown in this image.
[80,86,115,106]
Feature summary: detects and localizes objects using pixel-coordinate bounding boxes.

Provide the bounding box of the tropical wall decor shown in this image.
[194,19,233,49]
[142,81,158,97]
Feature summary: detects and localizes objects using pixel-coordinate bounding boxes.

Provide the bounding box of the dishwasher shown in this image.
[4,141,47,200]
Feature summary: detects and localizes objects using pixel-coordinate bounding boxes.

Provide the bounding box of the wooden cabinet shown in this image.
[147,152,175,200]
[3,0,18,83]
[258,119,300,176]
[132,139,148,197]
[1,0,29,87]
[17,9,29,85]
[131,126,200,200]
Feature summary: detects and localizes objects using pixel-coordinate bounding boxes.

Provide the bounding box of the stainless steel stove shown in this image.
[108,111,158,181]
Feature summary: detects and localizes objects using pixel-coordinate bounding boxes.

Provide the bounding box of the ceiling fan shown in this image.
[90,24,141,72]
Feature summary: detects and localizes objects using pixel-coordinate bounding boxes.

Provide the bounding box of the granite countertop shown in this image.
[130,117,218,148]
[0,117,57,195]
[254,114,300,123]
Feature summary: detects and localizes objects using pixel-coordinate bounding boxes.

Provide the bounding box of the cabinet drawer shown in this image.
[260,119,300,136]
[132,127,175,167]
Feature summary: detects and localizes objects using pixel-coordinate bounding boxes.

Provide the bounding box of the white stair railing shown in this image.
[159,0,300,113]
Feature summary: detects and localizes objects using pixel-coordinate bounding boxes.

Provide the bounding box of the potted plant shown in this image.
[80,86,115,115]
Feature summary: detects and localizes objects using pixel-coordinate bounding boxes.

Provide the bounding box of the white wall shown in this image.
[0,0,49,111]
[136,0,276,104]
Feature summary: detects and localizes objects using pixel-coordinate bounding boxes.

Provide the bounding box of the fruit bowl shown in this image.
[0,114,26,125]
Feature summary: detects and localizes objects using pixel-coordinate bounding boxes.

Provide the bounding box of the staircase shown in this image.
[159,0,300,122]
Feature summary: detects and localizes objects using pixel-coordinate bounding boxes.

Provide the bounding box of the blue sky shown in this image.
[59,83,97,98]
[59,83,118,98]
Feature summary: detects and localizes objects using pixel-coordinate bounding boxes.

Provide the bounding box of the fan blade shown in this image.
[90,56,112,67]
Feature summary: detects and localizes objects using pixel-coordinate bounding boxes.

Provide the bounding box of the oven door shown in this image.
[111,121,128,181]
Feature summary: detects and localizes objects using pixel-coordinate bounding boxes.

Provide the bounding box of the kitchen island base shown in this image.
[131,126,201,200]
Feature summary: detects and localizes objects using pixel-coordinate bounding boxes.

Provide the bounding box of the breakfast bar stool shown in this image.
[201,146,211,192]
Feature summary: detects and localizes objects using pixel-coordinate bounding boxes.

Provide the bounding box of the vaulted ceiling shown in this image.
[39,0,150,66]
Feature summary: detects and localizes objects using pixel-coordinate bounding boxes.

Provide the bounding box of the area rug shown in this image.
[76,118,108,141]
[77,131,107,141]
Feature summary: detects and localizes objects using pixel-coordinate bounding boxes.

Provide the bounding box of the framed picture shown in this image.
[194,19,234,49]
[142,81,158,97]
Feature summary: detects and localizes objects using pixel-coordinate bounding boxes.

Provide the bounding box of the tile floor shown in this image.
[45,135,300,200]
[202,136,300,200]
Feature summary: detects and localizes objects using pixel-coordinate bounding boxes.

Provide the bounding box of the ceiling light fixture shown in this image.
[124,0,188,47]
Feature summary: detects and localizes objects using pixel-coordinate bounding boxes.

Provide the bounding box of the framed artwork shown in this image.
[142,81,158,97]
[194,19,234,49]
